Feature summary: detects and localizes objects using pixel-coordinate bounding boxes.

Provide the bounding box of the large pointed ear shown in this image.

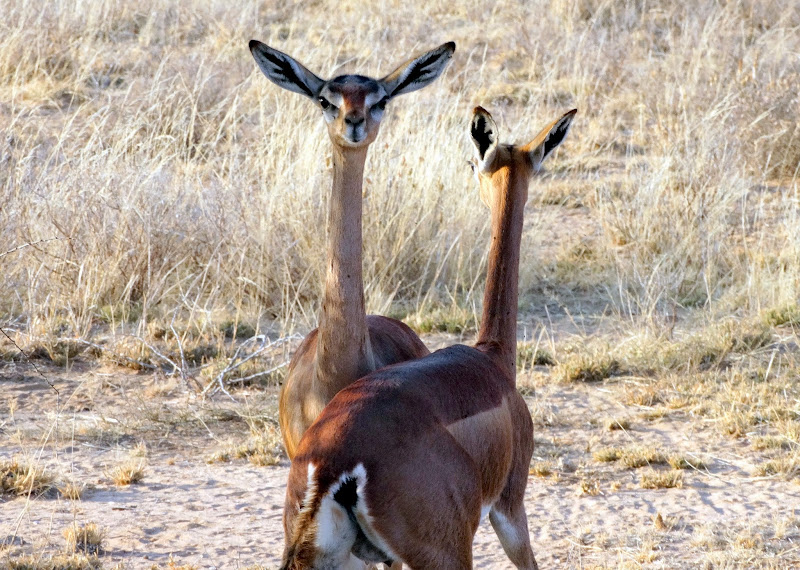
[249,40,325,100]
[470,106,499,172]
[523,109,577,171]
[379,42,455,99]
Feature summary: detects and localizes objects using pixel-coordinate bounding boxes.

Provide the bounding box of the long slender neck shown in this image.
[476,166,528,381]
[315,144,373,394]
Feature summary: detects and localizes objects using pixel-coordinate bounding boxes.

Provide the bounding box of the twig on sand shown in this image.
[201,334,299,399]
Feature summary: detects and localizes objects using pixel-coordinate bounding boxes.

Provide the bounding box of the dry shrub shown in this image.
[751,435,791,451]
[764,305,800,327]
[233,434,283,467]
[405,305,478,335]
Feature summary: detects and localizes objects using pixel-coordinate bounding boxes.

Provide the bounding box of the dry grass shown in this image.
[2,554,101,570]
[755,453,800,479]
[207,409,284,467]
[603,417,630,431]
[593,445,669,469]
[667,454,707,471]
[0,458,57,498]
[57,480,86,501]
[0,1,799,567]
[640,469,683,489]
[108,459,146,486]
[530,461,554,478]
[64,524,104,556]
[147,555,199,570]
[0,0,797,369]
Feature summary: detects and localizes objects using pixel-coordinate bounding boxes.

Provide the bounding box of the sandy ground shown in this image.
[1,357,799,569]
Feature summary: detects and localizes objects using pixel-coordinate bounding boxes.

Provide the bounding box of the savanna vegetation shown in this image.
[1,0,799,567]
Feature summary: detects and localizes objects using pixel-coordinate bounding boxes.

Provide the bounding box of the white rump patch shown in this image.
[315,463,397,562]
[315,464,366,552]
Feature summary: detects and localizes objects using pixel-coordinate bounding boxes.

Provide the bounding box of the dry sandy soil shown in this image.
[2,333,799,570]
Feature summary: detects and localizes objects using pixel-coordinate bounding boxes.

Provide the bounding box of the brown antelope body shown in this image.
[249,41,455,458]
[279,107,577,569]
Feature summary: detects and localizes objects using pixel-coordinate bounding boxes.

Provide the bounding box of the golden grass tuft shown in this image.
[755,454,800,479]
[640,469,683,489]
[763,305,800,327]
[623,385,663,407]
[578,477,601,496]
[0,458,57,497]
[529,461,554,478]
[751,435,791,451]
[64,523,104,556]
[556,355,620,383]
[108,459,146,486]
[593,447,621,463]
[405,305,477,335]
[620,446,668,469]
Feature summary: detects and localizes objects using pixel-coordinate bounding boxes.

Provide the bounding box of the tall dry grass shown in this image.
[1,0,798,361]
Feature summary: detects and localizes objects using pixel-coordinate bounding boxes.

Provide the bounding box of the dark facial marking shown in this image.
[328,75,379,92]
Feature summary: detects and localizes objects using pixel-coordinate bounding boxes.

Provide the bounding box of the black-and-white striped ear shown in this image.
[523,109,577,171]
[379,42,455,99]
[249,40,325,100]
[470,106,499,172]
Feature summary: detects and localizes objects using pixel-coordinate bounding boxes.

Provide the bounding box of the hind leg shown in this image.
[489,504,538,570]
[489,394,538,569]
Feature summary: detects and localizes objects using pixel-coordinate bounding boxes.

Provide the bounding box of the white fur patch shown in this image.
[315,465,365,552]
[490,509,526,548]
[364,89,387,108]
[299,463,318,519]
[314,464,398,563]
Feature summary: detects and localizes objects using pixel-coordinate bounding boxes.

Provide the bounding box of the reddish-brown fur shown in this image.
[249,41,455,459]
[279,107,577,569]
